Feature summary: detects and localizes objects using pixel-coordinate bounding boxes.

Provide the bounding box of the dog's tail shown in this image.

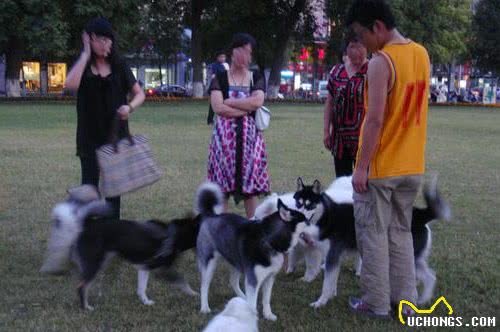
[414,174,452,228]
[194,181,224,215]
[40,200,112,274]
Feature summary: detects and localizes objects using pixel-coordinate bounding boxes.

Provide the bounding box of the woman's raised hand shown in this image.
[82,31,91,61]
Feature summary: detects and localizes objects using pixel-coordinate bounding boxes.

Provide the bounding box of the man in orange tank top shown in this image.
[346,0,430,319]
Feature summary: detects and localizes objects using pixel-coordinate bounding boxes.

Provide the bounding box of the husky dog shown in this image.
[293,175,452,308]
[202,297,259,332]
[41,185,199,310]
[195,182,307,321]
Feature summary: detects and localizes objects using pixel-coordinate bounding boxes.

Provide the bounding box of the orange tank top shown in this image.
[360,41,430,179]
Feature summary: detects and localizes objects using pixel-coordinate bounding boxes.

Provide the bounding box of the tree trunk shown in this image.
[191,0,204,98]
[5,37,24,97]
[159,59,163,87]
[447,60,456,93]
[267,37,288,99]
[41,61,48,95]
[267,0,307,98]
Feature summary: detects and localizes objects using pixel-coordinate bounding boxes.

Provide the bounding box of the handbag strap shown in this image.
[109,114,134,152]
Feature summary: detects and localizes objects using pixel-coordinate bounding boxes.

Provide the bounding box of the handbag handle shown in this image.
[109,113,135,153]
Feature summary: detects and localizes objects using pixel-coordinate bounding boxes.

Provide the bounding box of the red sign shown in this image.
[318,49,325,60]
[299,48,310,61]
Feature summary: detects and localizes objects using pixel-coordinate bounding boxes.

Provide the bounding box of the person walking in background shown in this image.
[211,50,230,77]
[347,0,431,318]
[64,18,145,218]
[207,33,269,218]
[323,31,368,177]
[207,51,230,124]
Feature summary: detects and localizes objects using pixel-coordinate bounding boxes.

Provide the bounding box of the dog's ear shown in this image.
[297,177,305,191]
[312,180,322,195]
[278,199,292,222]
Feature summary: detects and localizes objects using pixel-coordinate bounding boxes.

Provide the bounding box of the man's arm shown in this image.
[352,55,390,193]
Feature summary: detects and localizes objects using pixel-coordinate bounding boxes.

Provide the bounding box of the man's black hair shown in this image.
[346,0,396,31]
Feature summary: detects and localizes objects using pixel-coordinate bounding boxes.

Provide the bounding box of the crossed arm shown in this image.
[210,90,265,118]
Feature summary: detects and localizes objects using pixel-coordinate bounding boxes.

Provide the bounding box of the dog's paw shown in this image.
[181,286,199,297]
[141,298,155,306]
[310,298,328,309]
[200,307,211,314]
[301,274,317,283]
[84,304,95,311]
[263,311,277,321]
[285,266,295,274]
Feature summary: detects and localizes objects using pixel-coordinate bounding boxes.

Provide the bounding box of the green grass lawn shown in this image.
[0,102,499,331]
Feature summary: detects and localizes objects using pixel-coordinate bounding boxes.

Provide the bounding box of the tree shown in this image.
[191,0,204,97]
[200,0,314,98]
[0,1,69,96]
[62,0,142,59]
[325,0,353,66]
[265,0,311,98]
[325,0,471,64]
[391,0,471,65]
[138,1,188,85]
[471,0,500,74]
[0,0,142,97]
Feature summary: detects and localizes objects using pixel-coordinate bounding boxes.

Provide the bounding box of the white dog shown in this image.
[202,297,258,332]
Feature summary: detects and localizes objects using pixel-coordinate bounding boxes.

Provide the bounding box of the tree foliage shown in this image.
[325,0,472,65]
[391,0,471,64]
[471,0,500,74]
[138,0,188,60]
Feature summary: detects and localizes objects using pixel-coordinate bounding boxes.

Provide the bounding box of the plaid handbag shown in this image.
[96,117,162,197]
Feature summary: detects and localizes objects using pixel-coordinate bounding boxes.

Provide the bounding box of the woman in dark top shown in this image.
[64,18,145,218]
[208,33,269,218]
[323,33,368,177]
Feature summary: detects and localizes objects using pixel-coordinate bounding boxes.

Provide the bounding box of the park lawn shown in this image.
[0,102,498,331]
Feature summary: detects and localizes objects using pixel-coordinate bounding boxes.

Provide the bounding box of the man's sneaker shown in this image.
[349,297,391,320]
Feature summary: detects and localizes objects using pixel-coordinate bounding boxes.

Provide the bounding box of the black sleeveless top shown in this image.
[76,60,136,156]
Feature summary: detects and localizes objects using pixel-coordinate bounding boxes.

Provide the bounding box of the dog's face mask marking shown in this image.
[277,198,306,224]
[293,178,322,221]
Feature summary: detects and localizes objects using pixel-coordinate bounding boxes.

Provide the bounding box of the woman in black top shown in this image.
[64,18,145,218]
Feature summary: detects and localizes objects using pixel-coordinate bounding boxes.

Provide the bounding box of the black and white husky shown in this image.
[40,185,199,310]
[296,176,451,308]
[255,176,452,308]
[195,182,307,321]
